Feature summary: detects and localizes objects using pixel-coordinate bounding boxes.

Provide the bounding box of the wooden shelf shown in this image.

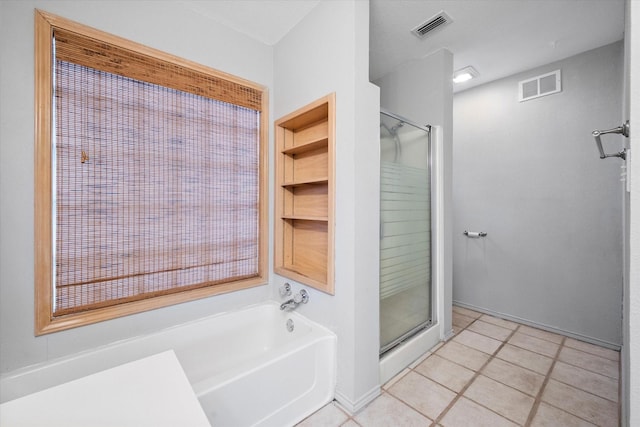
[281,178,328,187]
[282,215,329,222]
[281,137,328,155]
[274,93,335,295]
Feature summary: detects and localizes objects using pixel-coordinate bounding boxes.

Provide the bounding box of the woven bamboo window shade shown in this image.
[51,27,264,316]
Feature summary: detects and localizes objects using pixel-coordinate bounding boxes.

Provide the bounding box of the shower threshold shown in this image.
[380,319,433,357]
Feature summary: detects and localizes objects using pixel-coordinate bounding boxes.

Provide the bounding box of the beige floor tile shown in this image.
[340,420,361,427]
[453,330,502,355]
[452,326,462,335]
[496,344,554,375]
[440,397,518,427]
[551,361,618,402]
[452,305,483,319]
[354,393,431,427]
[479,314,518,330]
[464,375,535,425]
[482,357,545,396]
[542,380,619,427]
[297,402,348,427]
[452,312,476,328]
[387,371,456,420]
[518,325,564,344]
[467,320,512,341]
[530,403,596,427]
[558,346,619,379]
[415,354,475,393]
[564,338,620,361]
[508,332,560,358]
[436,340,490,371]
[382,368,410,390]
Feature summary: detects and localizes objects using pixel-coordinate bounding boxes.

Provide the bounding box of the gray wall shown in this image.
[453,42,624,346]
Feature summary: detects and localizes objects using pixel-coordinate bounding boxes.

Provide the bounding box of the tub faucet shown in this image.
[280,289,309,311]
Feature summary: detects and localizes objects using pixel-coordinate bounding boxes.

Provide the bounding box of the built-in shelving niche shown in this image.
[274,93,335,294]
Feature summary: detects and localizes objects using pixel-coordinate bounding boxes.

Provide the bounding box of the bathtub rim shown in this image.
[0,300,336,404]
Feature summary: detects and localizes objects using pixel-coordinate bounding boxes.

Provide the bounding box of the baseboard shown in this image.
[453,300,621,351]
[334,385,380,415]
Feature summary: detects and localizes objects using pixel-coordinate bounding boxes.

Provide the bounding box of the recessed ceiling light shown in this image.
[453,66,479,84]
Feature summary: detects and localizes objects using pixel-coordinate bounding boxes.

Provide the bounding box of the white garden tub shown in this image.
[180,303,337,426]
[0,302,337,427]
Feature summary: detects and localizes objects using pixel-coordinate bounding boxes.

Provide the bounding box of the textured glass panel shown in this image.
[379,113,432,353]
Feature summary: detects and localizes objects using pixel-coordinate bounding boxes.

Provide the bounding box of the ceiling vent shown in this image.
[411,11,453,38]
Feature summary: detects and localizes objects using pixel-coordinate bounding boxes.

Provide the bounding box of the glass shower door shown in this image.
[379,111,432,355]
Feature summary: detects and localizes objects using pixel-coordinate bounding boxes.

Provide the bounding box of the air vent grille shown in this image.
[518,70,562,102]
[412,11,452,38]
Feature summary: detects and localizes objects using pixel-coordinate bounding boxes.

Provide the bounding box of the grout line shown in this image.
[431,319,522,425]
[520,332,618,426]
[552,349,620,380]
[523,335,565,426]
[379,390,436,425]
[368,310,619,427]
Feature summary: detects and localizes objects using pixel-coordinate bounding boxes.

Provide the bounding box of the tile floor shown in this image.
[296,306,620,427]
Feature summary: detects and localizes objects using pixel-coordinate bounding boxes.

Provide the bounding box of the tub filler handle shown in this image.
[279,282,292,297]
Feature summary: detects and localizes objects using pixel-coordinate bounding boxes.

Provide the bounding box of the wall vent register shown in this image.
[518,69,561,102]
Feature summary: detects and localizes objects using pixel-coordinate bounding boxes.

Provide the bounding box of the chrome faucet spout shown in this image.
[280,299,297,311]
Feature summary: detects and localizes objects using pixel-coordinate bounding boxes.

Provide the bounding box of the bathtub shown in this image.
[0,302,337,427]
[179,303,337,426]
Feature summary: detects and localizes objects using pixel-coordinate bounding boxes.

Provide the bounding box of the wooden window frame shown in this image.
[34,10,269,335]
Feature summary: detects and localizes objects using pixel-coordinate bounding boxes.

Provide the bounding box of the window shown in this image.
[34,10,268,334]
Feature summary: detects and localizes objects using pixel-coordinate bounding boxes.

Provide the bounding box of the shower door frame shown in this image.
[379,109,436,356]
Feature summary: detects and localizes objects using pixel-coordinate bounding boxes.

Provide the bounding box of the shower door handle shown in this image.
[592,120,630,160]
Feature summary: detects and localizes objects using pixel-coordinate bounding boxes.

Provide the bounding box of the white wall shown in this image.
[273,0,381,412]
[624,0,640,423]
[0,0,274,376]
[1,0,383,411]
[374,50,455,337]
[453,42,624,347]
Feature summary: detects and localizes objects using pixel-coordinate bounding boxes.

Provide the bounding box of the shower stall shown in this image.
[379,110,442,381]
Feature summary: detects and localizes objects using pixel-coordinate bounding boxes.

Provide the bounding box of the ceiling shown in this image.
[369,0,625,91]
[182,0,625,92]
[179,0,320,46]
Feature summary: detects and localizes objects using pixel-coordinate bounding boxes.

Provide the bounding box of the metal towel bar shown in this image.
[463,230,487,238]
[592,120,630,160]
